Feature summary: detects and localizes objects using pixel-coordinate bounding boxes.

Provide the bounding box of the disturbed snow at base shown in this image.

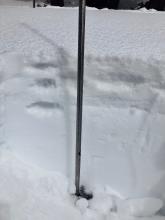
[0,148,164,220]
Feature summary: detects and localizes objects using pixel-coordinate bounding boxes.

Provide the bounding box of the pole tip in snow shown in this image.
[76,186,93,200]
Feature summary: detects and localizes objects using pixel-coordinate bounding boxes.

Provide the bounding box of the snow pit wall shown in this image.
[1,53,165,211]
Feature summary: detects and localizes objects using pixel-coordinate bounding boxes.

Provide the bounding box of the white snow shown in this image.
[117,198,163,217]
[0,148,81,220]
[0,0,32,7]
[89,193,114,214]
[0,1,165,220]
[76,198,89,213]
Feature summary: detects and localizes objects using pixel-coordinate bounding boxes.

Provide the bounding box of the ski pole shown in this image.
[33,0,36,8]
[75,0,86,197]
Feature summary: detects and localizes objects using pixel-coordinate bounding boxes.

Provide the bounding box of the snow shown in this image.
[1,7,165,59]
[0,0,32,7]
[89,193,114,214]
[0,148,80,220]
[76,198,89,213]
[0,2,165,220]
[117,198,163,217]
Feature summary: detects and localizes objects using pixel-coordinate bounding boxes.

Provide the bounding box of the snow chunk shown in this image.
[89,193,114,215]
[139,7,149,12]
[117,197,163,217]
[76,198,89,214]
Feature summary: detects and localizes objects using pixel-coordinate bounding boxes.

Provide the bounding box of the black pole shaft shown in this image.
[33,0,35,8]
[75,0,86,196]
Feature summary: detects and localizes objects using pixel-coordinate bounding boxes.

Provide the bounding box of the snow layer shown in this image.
[0,4,165,220]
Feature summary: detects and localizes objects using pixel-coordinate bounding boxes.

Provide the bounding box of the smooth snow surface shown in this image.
[0,4,165,220]
[0,0,32,6]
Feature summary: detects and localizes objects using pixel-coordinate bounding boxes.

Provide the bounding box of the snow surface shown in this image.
[117,198,163,217]
[0,0,32,7]
[0,3,165,220]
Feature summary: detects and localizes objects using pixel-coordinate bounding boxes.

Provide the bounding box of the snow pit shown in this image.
[0,5,165,220]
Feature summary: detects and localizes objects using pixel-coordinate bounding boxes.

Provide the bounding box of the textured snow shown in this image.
[1,7,165,59]
[0,3,165,220]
